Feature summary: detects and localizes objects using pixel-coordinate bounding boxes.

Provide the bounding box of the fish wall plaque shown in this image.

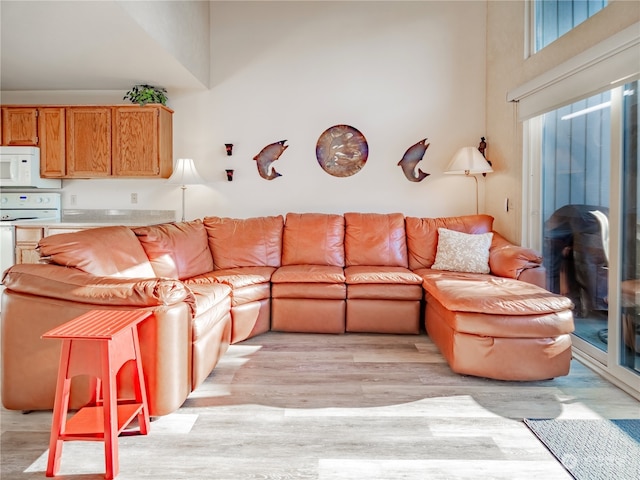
[254,140,288,180]
[398,138,430,182]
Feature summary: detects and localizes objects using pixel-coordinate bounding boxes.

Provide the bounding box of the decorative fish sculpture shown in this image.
[398,138,430,182]
[254,140,288,180]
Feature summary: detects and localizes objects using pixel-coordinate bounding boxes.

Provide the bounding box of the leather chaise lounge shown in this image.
[1,212,575,417]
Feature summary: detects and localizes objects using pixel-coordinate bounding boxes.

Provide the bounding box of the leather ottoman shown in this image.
[421,270,575,381]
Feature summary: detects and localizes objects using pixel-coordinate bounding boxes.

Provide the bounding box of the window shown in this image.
[534,0,608,52]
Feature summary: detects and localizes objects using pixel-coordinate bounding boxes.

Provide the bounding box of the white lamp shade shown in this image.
[445,147,493,175]
[167,158,205,185]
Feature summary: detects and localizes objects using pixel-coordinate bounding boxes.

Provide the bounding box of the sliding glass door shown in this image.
[541,89,611,353]
[620,82,639,376]
[533,81,639,394]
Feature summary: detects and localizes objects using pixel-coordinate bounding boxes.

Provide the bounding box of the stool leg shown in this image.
[102,341,119,480]
[93,376,103,406]
[132,328,150,435]
[46,340,72,477]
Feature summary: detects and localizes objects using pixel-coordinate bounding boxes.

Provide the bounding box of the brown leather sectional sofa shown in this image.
[0,212,575,417]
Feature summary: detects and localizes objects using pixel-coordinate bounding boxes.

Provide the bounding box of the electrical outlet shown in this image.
[70,194,77,206]
[131,193,138,204]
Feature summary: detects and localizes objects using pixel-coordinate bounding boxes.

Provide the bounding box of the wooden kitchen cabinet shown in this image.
[1,104,173,179]
[14,226,44,264]
[1,107,39,146]
[2,106,67,177]
[66,107,112,177]
[112,105,173,178]
[38,107,67,177]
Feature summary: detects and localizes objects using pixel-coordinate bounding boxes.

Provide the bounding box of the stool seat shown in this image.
[43,309,152,479]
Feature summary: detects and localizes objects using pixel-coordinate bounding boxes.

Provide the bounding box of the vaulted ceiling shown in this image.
[0,0,207,92]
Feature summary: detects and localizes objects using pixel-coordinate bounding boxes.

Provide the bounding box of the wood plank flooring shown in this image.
[2,331,639,479]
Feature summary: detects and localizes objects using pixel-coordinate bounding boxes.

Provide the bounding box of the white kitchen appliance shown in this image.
[0,191,61,223]
[0,146,62,189]
[0,192,62,308]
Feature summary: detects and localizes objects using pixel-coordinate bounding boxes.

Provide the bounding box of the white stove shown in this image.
[0,192,61,222]
[1,192,62,309]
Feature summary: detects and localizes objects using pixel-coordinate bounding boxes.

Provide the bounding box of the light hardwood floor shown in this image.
[2,332,639,479]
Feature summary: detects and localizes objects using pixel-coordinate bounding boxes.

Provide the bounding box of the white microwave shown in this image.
[0,146,61,188]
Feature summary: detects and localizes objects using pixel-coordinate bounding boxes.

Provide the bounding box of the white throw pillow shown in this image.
[431,228,493,274]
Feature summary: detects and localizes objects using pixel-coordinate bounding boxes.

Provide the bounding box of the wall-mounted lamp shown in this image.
[478,137,492,176]
[444,142,493,214]
[166,158,205,222]
[225,169,234,181]
[225,144,234,156]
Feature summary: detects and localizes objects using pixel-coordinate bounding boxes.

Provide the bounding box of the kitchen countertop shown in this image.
[7,209,176,227]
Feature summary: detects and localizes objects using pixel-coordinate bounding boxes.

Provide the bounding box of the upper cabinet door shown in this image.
[112,105,173,178]
[38,107,66,177]
[1,107,39,146]
[66,107,112,177]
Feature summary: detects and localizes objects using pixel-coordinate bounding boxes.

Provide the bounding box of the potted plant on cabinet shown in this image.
[123,84,168,106]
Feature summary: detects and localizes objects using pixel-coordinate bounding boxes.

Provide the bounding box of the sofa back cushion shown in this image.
[344,212,408,267]
[133,220,214,280]
[405,214,494,270]
[282,213,345,266]
[204,215,284,269]
[37,225,156,278]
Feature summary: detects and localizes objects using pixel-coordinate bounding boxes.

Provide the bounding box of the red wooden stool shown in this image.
[42,309,152,479]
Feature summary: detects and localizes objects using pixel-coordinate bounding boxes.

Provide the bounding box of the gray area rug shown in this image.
[523,418,640,480]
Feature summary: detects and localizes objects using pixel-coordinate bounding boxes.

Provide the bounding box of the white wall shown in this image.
[2,1,487,221]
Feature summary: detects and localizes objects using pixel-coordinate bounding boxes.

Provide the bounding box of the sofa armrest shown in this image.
[2,263,195,311]
[489,232,543,281]
[1,289,192,416]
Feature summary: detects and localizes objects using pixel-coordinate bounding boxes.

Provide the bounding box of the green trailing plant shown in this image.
[123,84,168,106]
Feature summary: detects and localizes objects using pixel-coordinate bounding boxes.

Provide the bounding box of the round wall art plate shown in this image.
[316,124,368,177]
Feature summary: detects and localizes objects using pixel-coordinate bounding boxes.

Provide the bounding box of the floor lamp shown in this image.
[166,158,205,222]
[444,146,493,214]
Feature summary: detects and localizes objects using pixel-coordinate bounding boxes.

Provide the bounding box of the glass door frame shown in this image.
[524,85,640,400]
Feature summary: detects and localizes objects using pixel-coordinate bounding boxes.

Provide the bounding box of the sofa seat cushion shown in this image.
[272,265,345,284]
[419,270,574,315]
[134,220,213,280]
[204,215,284,269]
[282,213,345,266]
[272,283,346,299]
[345,266,422,285]
[344,212,408,267]
[186,283,232,316]
[406,215,494,270]
[186,267,273,307]
[37,226,155,278]
[189,266,275,289]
